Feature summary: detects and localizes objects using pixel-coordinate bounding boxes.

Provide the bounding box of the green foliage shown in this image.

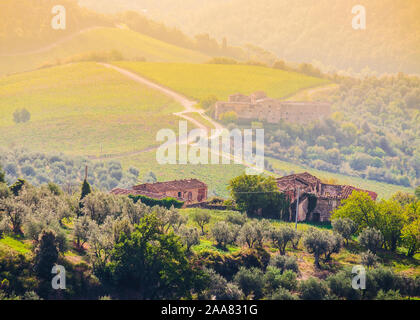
[9,179,26,197]
[358,228,384,254]
[229,174,287,218]
[236,221,266,249]
[331,218,357,245]
[303,228,342,267]
[298,277,329,300]
[268,226,298,255]
[326,269,362,300]
[33,230,59,280]
[268,254,299,274]
[415,186,420,200]
[0,165,5,184]
[192,210,211,235]
[269,287,299,300]
[360,250,380,269]
[0,149,138,192]
[129,194,184,210]
[233,267,264,299]
[100,214,201,299]
[177,225,200,252]
[211,221,235,249]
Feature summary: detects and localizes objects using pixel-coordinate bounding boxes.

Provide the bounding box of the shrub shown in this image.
[233,267,264,299]
[303,228,342,267]
[360,250,379,269]
[178,225,200,252]
[226,212,247,226]
[327,269,362,300]
[358,227,384,253]
[298,277,329,300]
[211,221,235,248]
[269,226,298,255]
[129,194,184,209]
[269,254,299,274]
[332,218,357,244]
[192,210,211,235]
[236,221,265,248]
[375,290,403,300]
[269,287,299,300]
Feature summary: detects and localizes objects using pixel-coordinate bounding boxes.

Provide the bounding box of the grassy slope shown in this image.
[114,61,330,101]
[0,62,184,156]
[0,27,209,76]
[179,208,420,278]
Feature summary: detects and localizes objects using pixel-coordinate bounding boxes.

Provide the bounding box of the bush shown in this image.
[375,290,403,300]
[269,226,298,255]
[233,267,264,299]
[129,194,184,209]
[13,108,31,124]
[298,277,329,300]
[269,287,299,300]
[358,227,384,253]
[360,250,379,269]
[269,254,299,274]
[236,221,265,248]
[211,221,235,248]
[192,210,211,235]
[332,218,357,244]
[303,228,342,267]
[327,269,362,300]
[226,212,247,226]
[178,225,200,252]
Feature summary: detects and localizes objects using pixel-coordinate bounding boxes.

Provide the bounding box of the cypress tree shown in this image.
[78,179,91,216]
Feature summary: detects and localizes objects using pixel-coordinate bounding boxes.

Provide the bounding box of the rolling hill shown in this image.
[0,27,209,76]
[0,62,185,156]
[80,0,420,75]
[113,61,330,102]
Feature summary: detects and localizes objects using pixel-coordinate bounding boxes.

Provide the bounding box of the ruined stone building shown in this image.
[214,91,331,124]
[111,179,208,204]
[276,172,378,222]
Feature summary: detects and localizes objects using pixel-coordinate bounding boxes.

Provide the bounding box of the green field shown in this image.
[0,27,209,76]
[0,62,185,156]
[114,61,330,102]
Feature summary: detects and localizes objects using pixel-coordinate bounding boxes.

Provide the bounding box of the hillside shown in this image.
[80,0,420,75]
[113,61,330,102]
[0,62,185,156]
[0,27,209,76]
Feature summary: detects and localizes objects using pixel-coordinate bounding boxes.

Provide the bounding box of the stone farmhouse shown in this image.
[214,91,331,124]
[111,179,208,204]
[276,172,378,222]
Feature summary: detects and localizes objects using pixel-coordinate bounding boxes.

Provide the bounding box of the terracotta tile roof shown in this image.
[276,172,377,201]
[133,179,207,193]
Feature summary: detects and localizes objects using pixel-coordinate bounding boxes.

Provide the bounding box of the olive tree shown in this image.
[269,226,298,255]
[192,210,211,235]
[358,227,384,253]
[211,221,234,249]
[332,218,357,245]
[178,225,200,252]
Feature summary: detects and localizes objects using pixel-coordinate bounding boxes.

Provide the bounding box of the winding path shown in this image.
[93,63,262,172]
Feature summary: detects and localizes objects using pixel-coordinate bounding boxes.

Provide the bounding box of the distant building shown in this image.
[215,91,331,124]
[276,172,377,222]
[111,179,208,204]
